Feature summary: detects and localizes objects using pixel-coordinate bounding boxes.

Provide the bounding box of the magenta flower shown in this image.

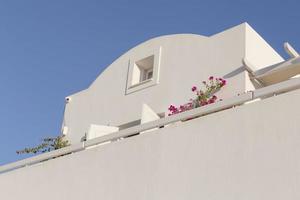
[168,105,176,111]
[167,76,227,116]
[221,79,226,86]
[208,99,215,104]
[179,105,185,110]
[191,86,197,92]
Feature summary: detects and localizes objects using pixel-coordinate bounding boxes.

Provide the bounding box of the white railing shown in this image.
[1,77,300,174]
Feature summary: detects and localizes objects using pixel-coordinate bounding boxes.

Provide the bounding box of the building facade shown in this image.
[1,23,300,200]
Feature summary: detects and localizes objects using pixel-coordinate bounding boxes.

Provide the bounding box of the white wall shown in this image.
[1,89,300,200]
[245,23,284,70]
[63,23,284,144]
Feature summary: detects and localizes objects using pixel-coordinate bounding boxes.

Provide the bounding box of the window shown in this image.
[133,55,154,84]
[126,47,161,94]
[145,69,153,80]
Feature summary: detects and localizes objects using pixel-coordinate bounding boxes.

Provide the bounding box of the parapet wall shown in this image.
[1,83,300,200]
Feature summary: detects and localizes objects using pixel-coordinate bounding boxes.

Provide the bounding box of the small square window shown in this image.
[126,47,161,94]
[132,55,154,85]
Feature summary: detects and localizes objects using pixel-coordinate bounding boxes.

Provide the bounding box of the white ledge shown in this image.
[253,77,300,98]
[128,79,153,89]
[0,143,84,173]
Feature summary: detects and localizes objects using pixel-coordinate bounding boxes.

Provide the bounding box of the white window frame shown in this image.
[126,46,161,94]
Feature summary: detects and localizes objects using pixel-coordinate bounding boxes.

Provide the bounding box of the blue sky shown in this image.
[0,0,299,164]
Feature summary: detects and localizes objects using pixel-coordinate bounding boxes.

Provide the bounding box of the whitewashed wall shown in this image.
[63,23,284,143]
[1,88,300,200]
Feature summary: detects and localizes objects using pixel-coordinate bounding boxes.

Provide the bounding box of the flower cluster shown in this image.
[168,102,194,115]
[168,76,226,116]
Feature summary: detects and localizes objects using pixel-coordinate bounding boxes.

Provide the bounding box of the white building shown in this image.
[1,22,300,199]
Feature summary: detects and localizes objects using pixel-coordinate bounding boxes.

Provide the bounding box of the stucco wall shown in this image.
[64,23,284,143]
[245,24,283,70]
[1,88,300,200]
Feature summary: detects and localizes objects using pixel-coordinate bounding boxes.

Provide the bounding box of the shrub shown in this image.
[16,135,70,154]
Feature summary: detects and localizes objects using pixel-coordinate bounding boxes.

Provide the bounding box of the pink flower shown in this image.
[208,99,215,104]
[221,79,226,86]
[167,76,227,116]
[168,105,176,111]
[179,105,185,111]
[191,86,197,92]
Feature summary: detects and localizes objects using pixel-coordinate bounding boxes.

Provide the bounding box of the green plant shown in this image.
[16,135,70,154]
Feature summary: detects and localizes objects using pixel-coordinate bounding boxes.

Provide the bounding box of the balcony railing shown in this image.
[1,77,300,174]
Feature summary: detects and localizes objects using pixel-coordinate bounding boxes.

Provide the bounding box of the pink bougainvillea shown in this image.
[168,77,226,116]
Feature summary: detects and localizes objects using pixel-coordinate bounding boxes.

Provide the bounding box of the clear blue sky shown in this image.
[0,0,299,165]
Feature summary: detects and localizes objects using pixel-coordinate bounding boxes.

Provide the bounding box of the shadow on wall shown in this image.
[223,65,245,79]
